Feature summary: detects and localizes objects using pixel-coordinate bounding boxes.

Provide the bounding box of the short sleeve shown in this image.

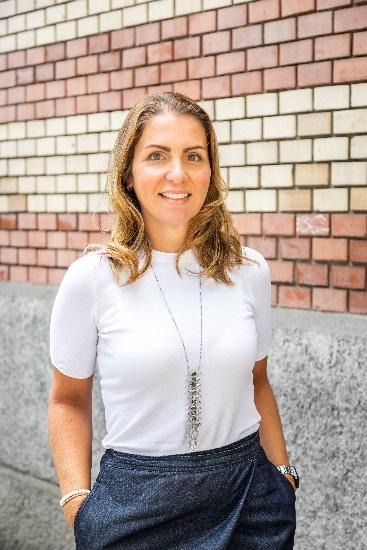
[49,254,98,379]
[247,247,272,361]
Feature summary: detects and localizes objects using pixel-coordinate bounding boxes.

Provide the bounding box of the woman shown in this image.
[48,91,299,549]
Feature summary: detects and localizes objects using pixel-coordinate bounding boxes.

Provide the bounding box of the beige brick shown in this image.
[261,164,293,187]
[148,0,174,21]
[314,188,348,212]
[231,119,261,141]
[66,193,88,212]
[246,93,277,117]
[46,156,65,174]
[67,115,87,135]
[57,136,76,155]
[78,15,98,37]
[8,158,26,176]
[198,100,214,120]
[66,154,88,174]
[0,177,17,193]
[100,131,118,151]
[0,195,9,213]
[47,194,66,212]
[204,0,231,8]
[0,159,7,177]
[46,117,65,136]
[0,18,6,36]
[246,189,277,212]
[46,4,65,24]
[298,112,331,136]
[18,139,36,157]
[36,137,55,156]
[37,1,57,8]
[280,139,312,163]
[219,144,245,166]
[263,115,296,139]
[0,124,8,141]
[331,162,367,186]
[334,109,367,134]
[66,0,88,19]
[247,141,278,165]
[87,152,108,172]
[88,112,110,132]
[123,4,147,26]
[18,29,36,49]
[26,9,45,29]
[28,120,45,138]
[351,136,367,159]
[56,174,77,192]
[100,9,123,32]
[314,137,348,161]
[37,175,56,193]
[314,85,349,111]
[295,163,329,187]
[56,21,76,41]
[110,110,129,131]
[216,97,245,120]
[0,35,16,53]
[112,0,135,7]
[8,195,26,211]
[8,123,26,140]
[78,173,99,192]
[88,0,111,15]
[213,121,230,143]
[88,192,109,213]
[279,189,311,211]
[29,194,46,212]
[220,166,228,186]
[18,176,36,194]
[229,166,258,189]
[175,0,201,15]
[225,190,245,212]
[8,13,26,33]
[77,133,99,153]
[351,188,367,210]
[279,89,312,114]
[99,172,108,192]
[351,83,367,108]
[0,141,16,157]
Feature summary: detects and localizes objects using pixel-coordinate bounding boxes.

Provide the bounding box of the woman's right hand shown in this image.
[63,495,89,530]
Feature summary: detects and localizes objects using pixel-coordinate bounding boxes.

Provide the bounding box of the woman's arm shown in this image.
[253,356,296,490]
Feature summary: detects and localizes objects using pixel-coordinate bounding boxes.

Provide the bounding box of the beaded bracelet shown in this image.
[60,488,91,508]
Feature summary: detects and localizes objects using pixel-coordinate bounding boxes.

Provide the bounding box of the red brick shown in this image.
[135,22,160,45]
[335,5,367,32]
[246,237,277,257]
[38,249,57,266]
[313,237,348,260]
[0,70,16,88]
[232,25,263,49]
[174,36,200,59]
[26,83,45,102]
[334,56,367,82]
[189,11,216,35]
[315,34,350,60]
[0,89,7,105]
[88,33,109,54]
[10,265,27,282]
[46,43,65,62]
[232,213,262,235]
[264,66,296,91]
[55,97,75,116]
[19,248,37,264]
[349,290,367,314]
[249,0,280,23]
[296,262,328,285]
[10,230,27,247]
[353,31,367,56]
[26,46,45,66]
[160,60,186,83]
[298,11,332,38]
[269,260,293,283]
[77,55,98,75]
[174,80,200,100]
[217,5,247,29]
[28,230,46,247]
[47,231,66,249]
[217,52,245,75]
[0,54,5,72]
[56,59,76,79]
[0,106,15,122]
[134,65,159,87]
[331,265,365,289]
[281,0,315,16]
[317,0,351,8]
[264,17,296,44]
[331,214,366,237]
[279,238,310,259]
[232,71,262,95]
[7,50,25,69]
[0,230,9,246]
[38,213,57,230]
[110,69,133,90]
[87,73,110,94]
[17,67,34,85]
[247,45,278,70]
[278,285,311,308]
[99,51,121,72]
[67,37,88,59]
[29,266,48,284]
[18,213,36,229]
[111,28,135,50]
[66,76,87,96]
[17,103,35,121]
[57,214,77,231]
[203,31,230,56]
[48,268,66,285]
[148,83,173,95]
[263,213,295,235]
[76,94,98,114]
[1,247,18,263]
[202,75,230,99]
[36,63,54,82]
[66,231,89,249]
[57,249,79,267]
[122,87,147,109]
[298,61,332,87]
[161,16,187,39]
[46,80,66,99]
[313,287,347,312]
[98,91,122,111]
[350,240,367,263]
[280,39,312,65]
[123,47,146,69]
[297,214,330,236]
[36,99,55,119]
[148,42,173,64]
[188,56,215,79]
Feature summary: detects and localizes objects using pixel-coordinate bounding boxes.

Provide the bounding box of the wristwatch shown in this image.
[277,465,299,488]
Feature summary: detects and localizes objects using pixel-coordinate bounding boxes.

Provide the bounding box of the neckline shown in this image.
[150,248,196,264]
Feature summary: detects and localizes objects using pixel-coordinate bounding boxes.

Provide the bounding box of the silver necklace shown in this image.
[150,263,203,452]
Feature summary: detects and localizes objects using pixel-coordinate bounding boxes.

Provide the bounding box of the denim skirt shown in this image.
[73,429,296,549]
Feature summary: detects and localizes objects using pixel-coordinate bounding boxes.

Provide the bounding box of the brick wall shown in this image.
[0,0,366,314]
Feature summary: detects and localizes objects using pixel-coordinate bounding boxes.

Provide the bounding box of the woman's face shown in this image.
[128,112,211,247]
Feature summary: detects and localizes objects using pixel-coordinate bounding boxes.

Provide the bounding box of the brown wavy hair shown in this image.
[83,91,259,286]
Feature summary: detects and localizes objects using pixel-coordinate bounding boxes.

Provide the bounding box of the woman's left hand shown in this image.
[284,473,296,492]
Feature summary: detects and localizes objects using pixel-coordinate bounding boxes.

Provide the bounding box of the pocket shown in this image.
[73,480,100,534]
[267,458,296,500]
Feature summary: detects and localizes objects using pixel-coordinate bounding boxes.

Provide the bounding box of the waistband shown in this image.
[103,429,261,472]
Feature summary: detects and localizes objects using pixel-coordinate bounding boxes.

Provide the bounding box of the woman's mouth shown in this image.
[159,193,191,203]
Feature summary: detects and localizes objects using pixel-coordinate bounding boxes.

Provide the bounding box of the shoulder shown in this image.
[241,245,270,272]
[61,250,107,287]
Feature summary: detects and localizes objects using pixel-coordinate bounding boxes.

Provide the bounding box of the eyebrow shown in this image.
[143,144,207,152]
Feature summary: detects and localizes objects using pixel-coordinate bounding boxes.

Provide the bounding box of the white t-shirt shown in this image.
[49,245,272,455]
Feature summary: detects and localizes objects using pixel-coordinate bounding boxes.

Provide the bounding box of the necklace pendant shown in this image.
[186,370,202,451]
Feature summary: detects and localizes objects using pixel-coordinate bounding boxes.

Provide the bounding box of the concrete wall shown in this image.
[0,279,366,550]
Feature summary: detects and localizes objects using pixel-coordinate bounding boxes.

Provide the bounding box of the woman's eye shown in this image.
[147,152,201,161]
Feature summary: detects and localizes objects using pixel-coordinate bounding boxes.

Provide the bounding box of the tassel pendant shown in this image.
[186,370,202,451]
